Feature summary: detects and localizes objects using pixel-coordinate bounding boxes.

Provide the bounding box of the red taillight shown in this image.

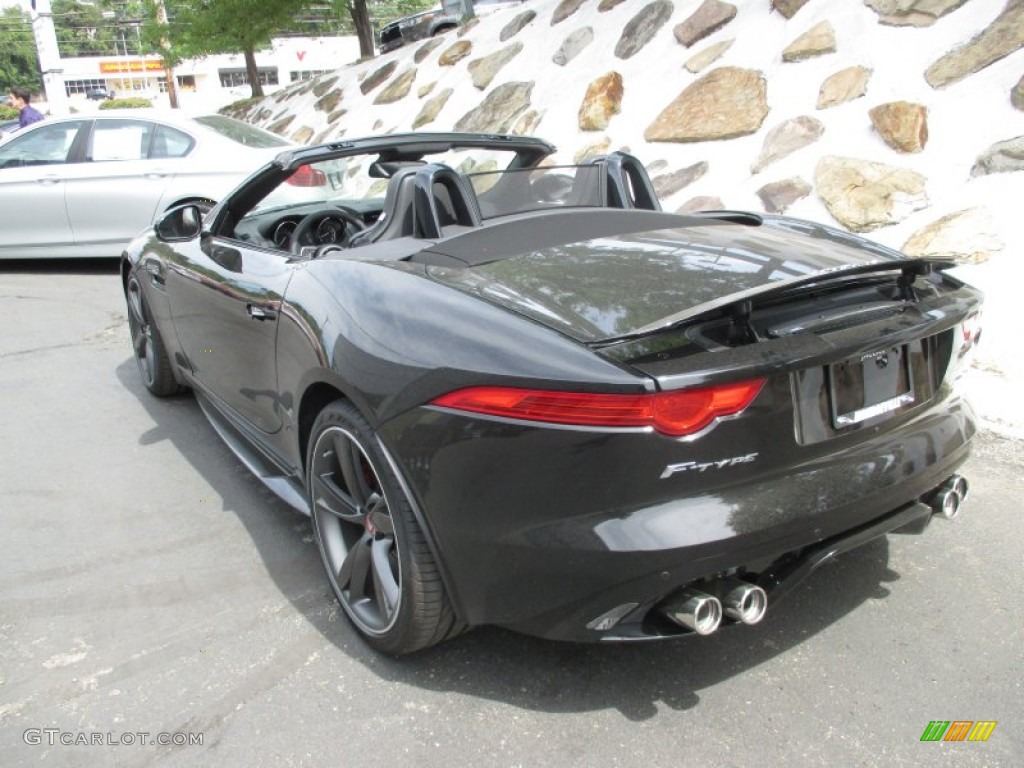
[286,164,327,187]
[431,380,765,436]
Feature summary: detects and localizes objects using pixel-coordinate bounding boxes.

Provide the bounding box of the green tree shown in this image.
[139,0,310,98]
[53,0,123,57]
[0,6,41,93]
[342,1,374,59]
[130,0,439,101]
[288,2,440,60]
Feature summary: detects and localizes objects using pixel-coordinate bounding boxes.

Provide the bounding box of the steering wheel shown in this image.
[288,208,367,255]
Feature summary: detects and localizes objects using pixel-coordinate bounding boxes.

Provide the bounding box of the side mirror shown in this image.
[155,204,203,242]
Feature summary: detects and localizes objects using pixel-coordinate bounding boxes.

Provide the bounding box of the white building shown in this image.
[54,36,361,113]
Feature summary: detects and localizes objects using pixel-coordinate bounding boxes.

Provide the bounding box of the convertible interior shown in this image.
[218,147,672,265]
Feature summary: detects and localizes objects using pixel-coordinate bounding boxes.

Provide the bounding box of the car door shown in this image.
[0,120,86,257]
[164,231,295,435]
[63,118,192,250]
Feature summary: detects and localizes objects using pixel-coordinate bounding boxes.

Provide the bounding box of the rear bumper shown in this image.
[380,389,975,642]
[599,497,942,642]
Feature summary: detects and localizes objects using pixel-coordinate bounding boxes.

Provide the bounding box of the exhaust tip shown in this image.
[931,475,968,520]
[951,475,969,504]
[661,590,722,635]
[723,581,768,625]
[935,490,960,519]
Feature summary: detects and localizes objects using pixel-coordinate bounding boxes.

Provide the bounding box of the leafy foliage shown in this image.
[137,0,313,97]
[138,1,438,68]
[0,0,438,101]
[294,2,440,37]
[218,96,263,117]
[0,6,41,92]
[99,97,153,109]
[53,0,124,57]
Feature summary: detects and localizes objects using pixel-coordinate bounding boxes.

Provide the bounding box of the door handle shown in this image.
[247,304,275,321]
[37,176,61,185]
[144,258,165,287]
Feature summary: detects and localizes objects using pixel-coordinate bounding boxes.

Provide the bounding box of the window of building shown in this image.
[217,68,280,88]
[290,70,330,82]
[65,79,109,96]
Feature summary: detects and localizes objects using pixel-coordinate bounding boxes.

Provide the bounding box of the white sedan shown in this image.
[0,110,295,259]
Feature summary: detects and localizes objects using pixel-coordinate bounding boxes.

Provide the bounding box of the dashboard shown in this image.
[231,201,381,251]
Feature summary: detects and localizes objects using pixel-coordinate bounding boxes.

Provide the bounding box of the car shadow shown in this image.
[0,257,121,275]
[116,357,901,721]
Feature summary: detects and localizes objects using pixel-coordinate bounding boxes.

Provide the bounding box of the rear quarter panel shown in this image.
[278,258,650,430]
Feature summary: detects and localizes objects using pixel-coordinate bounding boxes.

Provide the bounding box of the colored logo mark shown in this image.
[920,721,997,742]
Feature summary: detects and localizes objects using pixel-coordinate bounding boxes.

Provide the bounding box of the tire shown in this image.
[125,275,181,397]
[307,400,462,654]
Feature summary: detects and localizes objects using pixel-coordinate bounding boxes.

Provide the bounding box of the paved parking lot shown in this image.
[1,262,1021,767]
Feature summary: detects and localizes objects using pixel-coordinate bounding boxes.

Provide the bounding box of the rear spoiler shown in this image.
[596,258,955,346]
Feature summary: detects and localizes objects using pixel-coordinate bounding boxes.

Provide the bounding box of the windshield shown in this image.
[191,115,291,148]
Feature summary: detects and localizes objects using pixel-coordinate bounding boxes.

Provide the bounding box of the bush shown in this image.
[0,105,18,120]
[99,97,152,110]
[218,96,262,119]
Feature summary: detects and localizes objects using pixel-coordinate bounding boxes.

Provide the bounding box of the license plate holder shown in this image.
[829,345,914,428]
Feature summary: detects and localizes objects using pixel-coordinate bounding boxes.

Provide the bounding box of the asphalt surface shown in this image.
[1,262,1021,767]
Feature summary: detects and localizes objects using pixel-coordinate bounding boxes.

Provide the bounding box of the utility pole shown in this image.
[29,0,68,115]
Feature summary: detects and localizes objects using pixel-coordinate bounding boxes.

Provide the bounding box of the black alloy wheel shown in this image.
[125,276,181,397]
[308,401,461,654]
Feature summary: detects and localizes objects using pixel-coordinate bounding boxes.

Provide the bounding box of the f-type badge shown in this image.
[660,452,759,479]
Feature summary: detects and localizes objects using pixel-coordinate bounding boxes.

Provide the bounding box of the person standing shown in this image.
[8,87,45,129]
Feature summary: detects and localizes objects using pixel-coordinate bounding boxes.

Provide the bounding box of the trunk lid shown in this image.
[423,213,909,344]
[423,211,981,443]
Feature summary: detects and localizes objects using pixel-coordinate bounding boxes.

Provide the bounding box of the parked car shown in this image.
[0,118,18,139]
[379,0,526,53]
[0,110,294,258]
[86,87,115,101]
[123,132,982,655]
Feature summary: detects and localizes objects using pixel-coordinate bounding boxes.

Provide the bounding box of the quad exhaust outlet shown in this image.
[662,589,723,635]
[721,579,768,625]
[930,474,969,520]
[662,579,768,635]
[656,474,969,637]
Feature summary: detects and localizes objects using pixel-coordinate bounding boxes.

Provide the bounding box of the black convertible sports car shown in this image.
[122,132,982,654]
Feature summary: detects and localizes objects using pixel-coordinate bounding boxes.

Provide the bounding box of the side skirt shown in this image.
[194,390,310,516]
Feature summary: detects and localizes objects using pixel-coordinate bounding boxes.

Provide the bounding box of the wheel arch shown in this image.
[297,380,467,627]
[120,256,132,291]
[298,380,348,477]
